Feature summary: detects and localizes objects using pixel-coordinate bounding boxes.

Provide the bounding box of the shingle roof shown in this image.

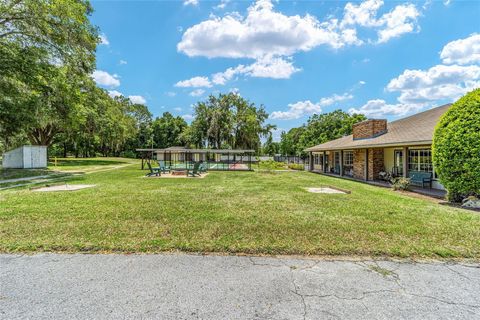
[305,104,451,152]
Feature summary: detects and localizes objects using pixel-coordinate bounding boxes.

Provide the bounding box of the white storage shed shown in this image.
[2,145,48,169]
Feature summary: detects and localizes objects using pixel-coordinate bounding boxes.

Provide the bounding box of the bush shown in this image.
[287,163,304,170]
[432,89,480,202]
[391,177,410,191]
[258,160,286,171]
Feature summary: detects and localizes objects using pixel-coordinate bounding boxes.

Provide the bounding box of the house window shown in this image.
[343,151,353,166]
[314,154,319,165]
[343,151,354,176]
[408,149,432,173]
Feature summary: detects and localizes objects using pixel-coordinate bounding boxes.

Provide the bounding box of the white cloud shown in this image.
[108,90,123,98]
[376,4,420,43]
[387,64,480,104]
[177,0,361,60]
[92,70,120,87]
[189,89,205,97]
[176,0,420,89]
[270,93,353,120]
[119,59,127,65]
[214,0,229,10]
[174,107,183,112]
[212,56,300,85]
[99,34,109,45]
[341,0,420,44]
[341,0,384,28]
[129,95,147,104]
[183,0,198,6]
[165,91,177,97]
[182,114,194,121]
[440,34,480,65]
[175,76,212,88]
[348,99,422,118]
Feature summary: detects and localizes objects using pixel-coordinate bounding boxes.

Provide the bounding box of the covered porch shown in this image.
[308,145,444,191]
[314,171,447,199]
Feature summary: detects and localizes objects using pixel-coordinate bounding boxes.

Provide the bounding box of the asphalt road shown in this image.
[1,253,479,319]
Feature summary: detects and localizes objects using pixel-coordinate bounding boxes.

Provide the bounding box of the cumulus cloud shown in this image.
[128,95,147,104]
[175,0,420,87]
[440,34,480,65]
[178,0,420,60]
[178,0,364,60]
[341,0,420,44]
[376,4,420,43]
[92,70,120,87]
[212,56,300,85]
[183,0,198,6]
[108,90,123,98]
[189,89,205,96]
[119,59,128,65]
[99,34,109,45]
[175,76,212,88]
[354,34,480,118]
[214,0,229,10]
[270,93,353,120]
[387,64,480,104]
[182,114,195,121]
[348,99,423,118]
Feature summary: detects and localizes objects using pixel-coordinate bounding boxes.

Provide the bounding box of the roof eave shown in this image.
[305,140,433,152]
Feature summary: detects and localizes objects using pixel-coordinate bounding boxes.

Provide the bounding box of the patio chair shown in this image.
[146,162,161,177]
[158,160,171,173]
[187,162,201,177]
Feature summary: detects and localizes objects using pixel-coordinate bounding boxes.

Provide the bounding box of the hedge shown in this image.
[432,89,480,202]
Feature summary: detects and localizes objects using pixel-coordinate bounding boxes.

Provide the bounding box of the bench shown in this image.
[408,171,432,188]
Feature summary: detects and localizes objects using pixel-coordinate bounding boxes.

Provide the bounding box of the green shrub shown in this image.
[391,177,410,191]
[287,163,304,170]
[258,160,286,171]
[432,89,480,202]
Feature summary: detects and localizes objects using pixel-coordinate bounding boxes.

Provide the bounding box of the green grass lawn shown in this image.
[1,157,479,259]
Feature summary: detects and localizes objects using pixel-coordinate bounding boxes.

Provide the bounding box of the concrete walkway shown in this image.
[1,254,479,319]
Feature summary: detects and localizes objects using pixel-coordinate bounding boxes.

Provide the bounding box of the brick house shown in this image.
[305,104,451,190]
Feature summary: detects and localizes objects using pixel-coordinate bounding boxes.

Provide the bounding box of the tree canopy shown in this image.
[189,93,274,150]
[279,110,366,157]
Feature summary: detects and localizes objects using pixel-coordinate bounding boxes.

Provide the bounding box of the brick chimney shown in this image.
[352,119,387,140]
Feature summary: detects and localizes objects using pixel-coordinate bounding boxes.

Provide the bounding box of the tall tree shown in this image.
[151,112,188,148]
[0,0,98,149]
[190,93,274,151]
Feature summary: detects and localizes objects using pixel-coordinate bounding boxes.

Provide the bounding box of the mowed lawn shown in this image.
[1,158,479,258]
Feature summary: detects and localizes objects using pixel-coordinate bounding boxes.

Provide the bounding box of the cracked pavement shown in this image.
[1,254,479,319]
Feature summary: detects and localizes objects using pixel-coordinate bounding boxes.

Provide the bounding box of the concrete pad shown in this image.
[32,184,95,192]
[306,187,347,194]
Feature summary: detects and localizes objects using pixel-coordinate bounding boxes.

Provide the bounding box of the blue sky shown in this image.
[90,0,480,139]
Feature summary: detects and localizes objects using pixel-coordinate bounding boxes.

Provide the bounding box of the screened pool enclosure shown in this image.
[136,147,255,171]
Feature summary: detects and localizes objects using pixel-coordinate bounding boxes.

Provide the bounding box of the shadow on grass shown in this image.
[48,158,130,167]
[0,168,52,180]
[0,171,84,190]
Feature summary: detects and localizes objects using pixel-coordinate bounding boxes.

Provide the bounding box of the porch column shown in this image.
[403,146,408,178]
[309,152,313,171]
[364,148,368,181]
[340,150,344,176]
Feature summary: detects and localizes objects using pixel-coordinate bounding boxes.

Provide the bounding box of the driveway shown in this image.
[1,253,479,319]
